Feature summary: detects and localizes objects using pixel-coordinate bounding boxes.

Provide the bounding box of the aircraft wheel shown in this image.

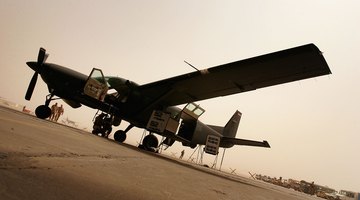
[143,134,158,150]
[35,105,51,119]
[114,130,126,143]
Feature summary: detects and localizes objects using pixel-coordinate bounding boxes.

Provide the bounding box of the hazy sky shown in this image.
[1,0,359,192]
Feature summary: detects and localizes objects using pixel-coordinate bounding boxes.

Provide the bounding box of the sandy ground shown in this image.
[0,105,322,200]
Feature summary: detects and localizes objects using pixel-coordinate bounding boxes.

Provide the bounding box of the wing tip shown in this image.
[263,140,271,148]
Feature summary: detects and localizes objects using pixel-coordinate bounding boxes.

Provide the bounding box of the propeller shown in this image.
[25,48,48,100]
[25,72,38,100]
[37,47,47,64]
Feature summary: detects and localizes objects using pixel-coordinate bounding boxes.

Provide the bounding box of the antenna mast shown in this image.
[184,60,200,72]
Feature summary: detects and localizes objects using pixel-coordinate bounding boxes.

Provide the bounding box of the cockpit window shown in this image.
[184,102,205,118]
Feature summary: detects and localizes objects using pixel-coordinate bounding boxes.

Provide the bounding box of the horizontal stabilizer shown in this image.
[221,137,270,148]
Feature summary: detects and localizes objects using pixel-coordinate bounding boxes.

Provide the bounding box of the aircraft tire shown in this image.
[114,130,126,143]
[35,105,51,119]
[142,135,158,150]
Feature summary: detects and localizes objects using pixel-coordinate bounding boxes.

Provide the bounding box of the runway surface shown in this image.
[0,105,321,200]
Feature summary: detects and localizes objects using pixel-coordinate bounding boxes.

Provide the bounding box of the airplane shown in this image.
[24,44,331,153]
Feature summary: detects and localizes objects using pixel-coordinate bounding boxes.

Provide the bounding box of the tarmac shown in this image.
[0,105,322,200]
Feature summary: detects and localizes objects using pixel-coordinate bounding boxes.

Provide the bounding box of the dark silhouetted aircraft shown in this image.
[25,44,331,153]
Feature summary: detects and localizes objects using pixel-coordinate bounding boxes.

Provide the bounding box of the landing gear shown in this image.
[35,105,51,119]
[113,124,134,143]
[35,93,55,119]
[114,130,126,142]
[140,134,159,152]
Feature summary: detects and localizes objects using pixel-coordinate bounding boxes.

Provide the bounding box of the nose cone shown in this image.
[26,61,41,73]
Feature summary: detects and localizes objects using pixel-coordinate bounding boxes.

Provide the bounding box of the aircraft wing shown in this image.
[136,43,331,108]
[221,137,271,148]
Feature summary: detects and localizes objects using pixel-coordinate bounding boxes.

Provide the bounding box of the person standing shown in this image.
[179,150,185,159]
[55,104,64,122]
[50,103,58,121]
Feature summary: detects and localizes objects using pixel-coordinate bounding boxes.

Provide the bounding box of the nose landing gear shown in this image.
[35,105,52,119]
[34,94,55,119]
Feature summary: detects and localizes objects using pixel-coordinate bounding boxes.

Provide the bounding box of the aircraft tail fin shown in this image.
[207,110,241,137]
[208,110,271,148]
[222,110,242,138]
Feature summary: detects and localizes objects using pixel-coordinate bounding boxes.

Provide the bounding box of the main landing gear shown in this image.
[138,133,159,152]
[113,124,134,143]
[113,127,160,152]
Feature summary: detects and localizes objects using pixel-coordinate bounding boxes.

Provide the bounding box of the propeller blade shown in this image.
[25,72,38,100]
[37,47,46,64]
[44,53,49,63]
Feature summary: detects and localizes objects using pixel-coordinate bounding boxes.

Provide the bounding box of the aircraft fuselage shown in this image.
[26,44,330,151]
[35,63,268,148]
